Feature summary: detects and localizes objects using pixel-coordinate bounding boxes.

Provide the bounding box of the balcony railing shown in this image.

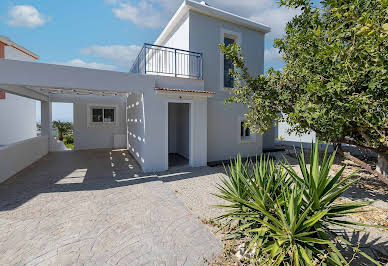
[130,43,203,80]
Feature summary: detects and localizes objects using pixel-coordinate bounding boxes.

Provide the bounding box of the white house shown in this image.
[0,0,274,181]
[0,36,38,146]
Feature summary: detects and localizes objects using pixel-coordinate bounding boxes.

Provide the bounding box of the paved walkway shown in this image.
[0,150,221,265]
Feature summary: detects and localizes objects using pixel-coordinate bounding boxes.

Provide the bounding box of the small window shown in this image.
[240,120,255,142]
[91,107,116,124]
[224,37,235,88]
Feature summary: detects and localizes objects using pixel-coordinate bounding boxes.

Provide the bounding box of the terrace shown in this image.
[130,43,203,80]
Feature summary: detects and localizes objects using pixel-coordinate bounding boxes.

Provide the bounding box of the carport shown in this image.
[0,58,210,181]
[0,59,154,182]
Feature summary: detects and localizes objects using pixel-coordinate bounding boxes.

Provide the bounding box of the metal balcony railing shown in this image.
[130,43,203,80]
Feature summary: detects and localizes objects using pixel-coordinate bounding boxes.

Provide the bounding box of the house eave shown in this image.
[155,87,215,98]
[155,0,271,46]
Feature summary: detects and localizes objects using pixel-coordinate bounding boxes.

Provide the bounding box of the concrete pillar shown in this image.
[41,101,52,146]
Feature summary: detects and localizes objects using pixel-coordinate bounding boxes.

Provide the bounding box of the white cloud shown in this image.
[7,5,48,28]
[56,59,117,71]
[264,47,283,65]
[112,1,164,28]
[107,0,299,40]
[80,45,142,67]
[250,7,300,41]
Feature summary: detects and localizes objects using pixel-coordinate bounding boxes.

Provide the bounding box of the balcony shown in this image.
[130,43,203,80]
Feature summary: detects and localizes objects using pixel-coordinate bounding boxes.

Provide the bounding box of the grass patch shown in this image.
[65,143,74,150]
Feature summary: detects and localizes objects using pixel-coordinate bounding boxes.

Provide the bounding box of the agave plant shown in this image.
[214,142,385,265]
[215,155,287,229]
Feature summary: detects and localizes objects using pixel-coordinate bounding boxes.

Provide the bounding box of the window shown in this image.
[224,37,235,88]
[240,120,255,143]
[91,107,116,124]
[241,121,250,138]
[92,108,103,122]
[104,108,115,122]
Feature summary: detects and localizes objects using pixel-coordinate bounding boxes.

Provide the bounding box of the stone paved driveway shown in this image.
[0,150,221,265]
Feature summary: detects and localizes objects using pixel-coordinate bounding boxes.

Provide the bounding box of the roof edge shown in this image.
[155,87,215,97]
[0,35,40,60]
[186,0,271,33]
[155,0,271,46]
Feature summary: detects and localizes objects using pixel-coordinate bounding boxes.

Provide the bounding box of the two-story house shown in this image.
[127,0,272,171]
[152,0,272,163]
[0,0,272,181]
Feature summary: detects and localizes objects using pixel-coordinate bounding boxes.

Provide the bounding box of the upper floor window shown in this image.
[224,37,235,88]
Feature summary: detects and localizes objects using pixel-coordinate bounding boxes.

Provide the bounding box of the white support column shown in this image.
[41,100,52,149]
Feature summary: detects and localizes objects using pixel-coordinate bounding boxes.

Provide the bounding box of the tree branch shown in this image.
[337,145,388,185]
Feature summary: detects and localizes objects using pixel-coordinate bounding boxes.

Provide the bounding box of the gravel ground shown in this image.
[163,150,388,264]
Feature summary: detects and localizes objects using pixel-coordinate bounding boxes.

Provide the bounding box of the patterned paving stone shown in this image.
[0,150,222,265]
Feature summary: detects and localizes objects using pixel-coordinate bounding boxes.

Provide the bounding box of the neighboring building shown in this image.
[277,119,316,148]
[0,0,273,178]
[0,36,38,145]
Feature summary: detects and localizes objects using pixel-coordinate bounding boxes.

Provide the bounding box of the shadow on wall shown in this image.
[127,93,146,167]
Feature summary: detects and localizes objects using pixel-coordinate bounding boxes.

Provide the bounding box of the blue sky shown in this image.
[0,0,299,122]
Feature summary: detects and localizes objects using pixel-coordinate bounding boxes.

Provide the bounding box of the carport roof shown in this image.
[0,59,155,101]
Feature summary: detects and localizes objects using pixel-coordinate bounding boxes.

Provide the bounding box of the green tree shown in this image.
[52,121,73,141]
[220,0,388,178]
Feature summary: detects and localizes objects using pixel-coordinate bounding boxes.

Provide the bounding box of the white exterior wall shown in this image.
[141,89,208,172]
[127,93,146,169]
[164,13,190,50]
[0,136,48,183]
[188,11,266,161]
[0,87,36,145]
[4,46,36,62]
[73,97,126,150]
[0,46,37,145]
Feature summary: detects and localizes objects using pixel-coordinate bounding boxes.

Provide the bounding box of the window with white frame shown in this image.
[91,107,116,124]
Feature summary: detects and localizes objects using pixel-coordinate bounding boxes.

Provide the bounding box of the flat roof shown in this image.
[155,0,271,45]
[0,35,39,60]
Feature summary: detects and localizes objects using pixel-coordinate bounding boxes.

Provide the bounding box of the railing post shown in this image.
[200,53,203,80]
[174,49,177,77]
[144,46,147,75]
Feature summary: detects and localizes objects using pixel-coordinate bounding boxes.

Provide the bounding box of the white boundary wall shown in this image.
[0,136,48,183]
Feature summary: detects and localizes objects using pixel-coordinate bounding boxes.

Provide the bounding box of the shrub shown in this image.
[63,135,74,145]
[214,142,385,265]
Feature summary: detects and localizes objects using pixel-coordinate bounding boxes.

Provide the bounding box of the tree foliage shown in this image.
[52,121,73,141]
[220,0,388,157]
